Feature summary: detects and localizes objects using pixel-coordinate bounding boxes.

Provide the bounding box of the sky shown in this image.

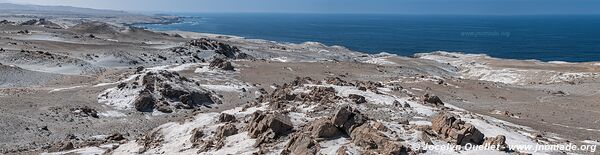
[2,0,600,15]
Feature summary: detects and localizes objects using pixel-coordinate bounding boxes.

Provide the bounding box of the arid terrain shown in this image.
[1,4,599,155]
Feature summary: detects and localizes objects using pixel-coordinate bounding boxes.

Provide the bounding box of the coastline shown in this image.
[165,29,600,85]
[1,17,599,154]
[134,13,600,62]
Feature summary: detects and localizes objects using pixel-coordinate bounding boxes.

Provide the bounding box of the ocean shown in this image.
[136,13,600,62]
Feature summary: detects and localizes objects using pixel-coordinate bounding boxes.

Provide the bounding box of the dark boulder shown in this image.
[331,105,368,134]
[423,94,444,106]
[134,91,156,112]
[209,58,235,71]
[217,113,237,123]
[348,94,367,104]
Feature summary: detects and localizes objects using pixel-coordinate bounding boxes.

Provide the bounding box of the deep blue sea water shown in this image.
[137,13,600,62]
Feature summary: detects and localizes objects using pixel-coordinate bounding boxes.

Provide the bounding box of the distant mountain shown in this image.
[0,3,134,17]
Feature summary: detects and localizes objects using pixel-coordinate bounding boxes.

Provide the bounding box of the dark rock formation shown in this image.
[423,94,444,106]
[133,91,156,112]
[324,77,354,86]
[190,128,205,146]
[247,111,293,138]
[307,118,342,140]
[213,123,239,149]
[115,70,221,112]
[187,38,253,59]
[0,20,15,25]
[20,19,62,29]
[209,58,234,71]
[246,111,293,146]
[70,106,99,118]
[348,94,367,104]
[331,105,368,135]
[217,113,237,123]
[281,132,320,155]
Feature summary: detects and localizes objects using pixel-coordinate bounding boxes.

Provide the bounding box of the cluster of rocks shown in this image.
[19,18,63,29]
[430,112,509,151]
[136,128,164,153]
[192,119,240,152]
[282,105,412,155]
[100,70,222,113]
[246,111,294,146]
[47,133,127,153]
[180,93,412,155]
[136,71,221,112]
[187,38,253,59]
[431,112,484,145]
[17,49,66,60]
[422,94,444,106]
[258,77,344,110]
[111,75,525,155]
[187,111,294,153]
[0,20,15,25]
[69,106,99,118]
[324,77,385,93]
[17,30,30,34]
[186,104,412,155]
[348,94,367,104]
[254,76,388,111]
[209,58,234,71]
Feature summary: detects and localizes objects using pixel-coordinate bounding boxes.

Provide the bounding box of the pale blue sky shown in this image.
[3,0,600,14]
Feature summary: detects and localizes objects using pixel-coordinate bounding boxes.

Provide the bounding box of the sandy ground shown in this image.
[0,16,599,154]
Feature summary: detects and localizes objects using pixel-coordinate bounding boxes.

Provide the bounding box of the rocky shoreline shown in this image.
[0,15,599,155]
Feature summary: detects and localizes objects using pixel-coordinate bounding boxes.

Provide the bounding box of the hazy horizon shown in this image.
[2,0,600,15]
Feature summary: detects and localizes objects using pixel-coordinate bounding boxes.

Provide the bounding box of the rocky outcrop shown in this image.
[0,20,15,25]
[99,70,221,113]
[483,135,509,151]
[324,77,354,86]
[355,81,384,93]
[423,94,444,106]
[283,105,411,154]
[190,128,204,146]
[105,133,127,142]
[307,118,342,140]
[281,132,320,155]
[48,135,76,153]
[348,94,367,104]
[137,128,164,153]
[188,38,253,59]
[212,123,239,149]
[48,141,74,152]
[134,91,155,112]
[331,105,368,134]
[259,77,340,109]
[209,58,234,71]
[70,106,99,118]
[20,19,63,29]
[351,124,410,155]
[431,112,484,145]
[246,111,294,145]
[217,113,237,123]
[295,86,340,105]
